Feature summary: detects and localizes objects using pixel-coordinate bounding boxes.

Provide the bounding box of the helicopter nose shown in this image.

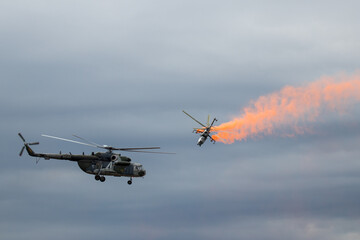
[139,170,146,177]
[197,137,205,146]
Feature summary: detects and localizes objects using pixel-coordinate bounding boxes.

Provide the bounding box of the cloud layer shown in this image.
[1,1,360,240]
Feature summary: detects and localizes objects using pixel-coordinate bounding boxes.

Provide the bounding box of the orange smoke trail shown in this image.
[212,72,360,144]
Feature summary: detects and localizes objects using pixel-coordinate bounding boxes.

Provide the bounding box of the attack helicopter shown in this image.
[18,133,173,185]
[183,110,218,146]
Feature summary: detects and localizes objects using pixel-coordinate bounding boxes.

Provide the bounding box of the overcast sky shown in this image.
[1,1,360,240]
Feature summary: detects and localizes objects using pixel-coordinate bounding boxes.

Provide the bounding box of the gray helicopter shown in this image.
[18,133,172,185]
[183,110,218,146]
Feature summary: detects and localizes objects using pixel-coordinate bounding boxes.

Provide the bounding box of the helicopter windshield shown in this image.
[134,165,143,171]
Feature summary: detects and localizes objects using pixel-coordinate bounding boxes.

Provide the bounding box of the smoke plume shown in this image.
[213,72,360,144]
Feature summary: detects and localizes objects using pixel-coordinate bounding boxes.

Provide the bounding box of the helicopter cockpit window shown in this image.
[135,165,143,171]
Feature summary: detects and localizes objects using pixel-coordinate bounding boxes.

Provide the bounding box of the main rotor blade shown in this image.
[18,133,25,142]
[110,146,161,151]
[42,134,165,152]
[209,118,218,129]
[41,134,98,148]
[72,135,102,148]
[29,142,39,145]
[183,110,206,128]
[123,150,176,154]
[73,135,164,152]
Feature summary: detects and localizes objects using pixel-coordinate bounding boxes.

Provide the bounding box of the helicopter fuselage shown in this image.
[18,133,173,184]
[183,110,218,147]
[77,160,146,178]
[23,144,146,184]
[197,129,211,146]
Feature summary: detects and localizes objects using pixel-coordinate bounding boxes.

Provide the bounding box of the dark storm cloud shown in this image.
[1,0,360,240]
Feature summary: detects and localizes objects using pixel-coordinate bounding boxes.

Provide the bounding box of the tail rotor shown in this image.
[18,133,39,156]
[18,133,26,142]
[19,146,25,156]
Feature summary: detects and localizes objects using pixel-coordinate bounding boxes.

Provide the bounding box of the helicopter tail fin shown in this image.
[18,133,39,156]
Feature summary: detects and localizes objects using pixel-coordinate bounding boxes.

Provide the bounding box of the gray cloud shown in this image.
[1,0,360,239]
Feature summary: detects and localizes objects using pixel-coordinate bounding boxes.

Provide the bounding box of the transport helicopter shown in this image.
[18,133,173,185]
[183,110,218,146]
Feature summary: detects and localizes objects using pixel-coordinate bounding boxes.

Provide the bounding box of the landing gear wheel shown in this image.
[95,175,100,181]
[127,180,132,185]
[100,176,106,182]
